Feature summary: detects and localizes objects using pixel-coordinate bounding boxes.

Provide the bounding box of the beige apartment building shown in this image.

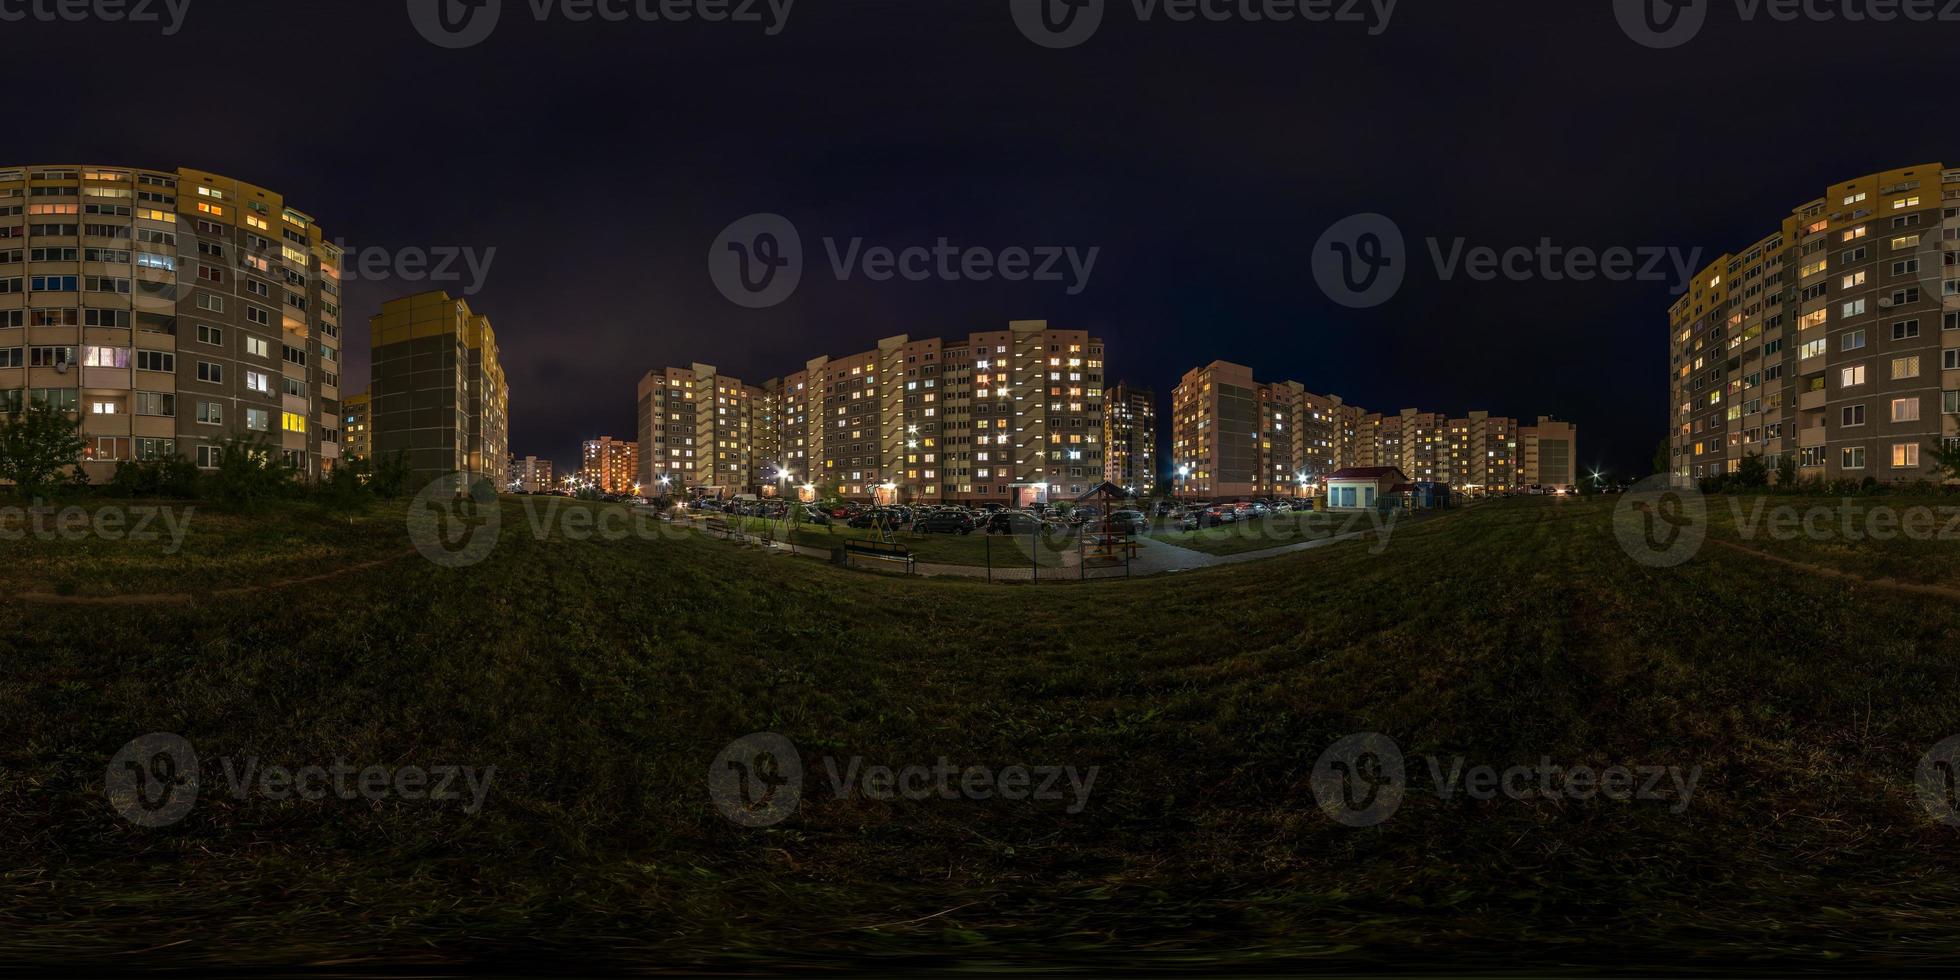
[0,164,347,482]
[580,435,639,493]
[1522,416,1578,489]
[1670,163,1960,483]
[1171,360,1570,499]
[369,290,508,488]
[508,454,553,493]
[1103,382,1157,492]
[638,321,1107,505]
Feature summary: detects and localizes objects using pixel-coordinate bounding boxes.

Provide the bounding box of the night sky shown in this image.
[16,0,1960,479]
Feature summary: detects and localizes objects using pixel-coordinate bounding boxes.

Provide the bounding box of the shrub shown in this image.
[202,434,296,511]
[107,456,201,499]
[368,451,413,500]
[0,402,86,500]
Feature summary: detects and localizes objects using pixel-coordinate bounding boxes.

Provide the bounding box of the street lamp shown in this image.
[1177,464,1191,504]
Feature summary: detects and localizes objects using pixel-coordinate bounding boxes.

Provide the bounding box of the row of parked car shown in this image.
[1172,498,1307,530]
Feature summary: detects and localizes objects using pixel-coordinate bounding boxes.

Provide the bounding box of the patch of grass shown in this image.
[4,496,1960,972]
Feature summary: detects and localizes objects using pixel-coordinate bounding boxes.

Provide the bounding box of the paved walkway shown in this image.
[674,510,1424,584]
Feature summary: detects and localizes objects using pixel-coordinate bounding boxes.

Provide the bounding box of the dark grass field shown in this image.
[4,494,1960,974]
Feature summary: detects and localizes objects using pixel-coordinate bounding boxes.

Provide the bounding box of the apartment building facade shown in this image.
[1171,360,1567,498]
[369,290,509,488]
[580,435,639,493]
[1103,382,1157,492]
[638,321,1107,505]
[508,454,552,493]
[1670,163,1960,483]
[0,164,346,482]
[341,391,370,461]
[1521,416,1577,489]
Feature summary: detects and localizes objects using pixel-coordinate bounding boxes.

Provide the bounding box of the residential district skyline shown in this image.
[25,4,1960,489]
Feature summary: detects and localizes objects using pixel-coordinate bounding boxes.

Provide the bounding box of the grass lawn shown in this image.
[1151,508,1395,556]
[5,495,1960,972]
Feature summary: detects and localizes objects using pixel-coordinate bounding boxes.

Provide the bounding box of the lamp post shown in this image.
[1177,464,1191,505]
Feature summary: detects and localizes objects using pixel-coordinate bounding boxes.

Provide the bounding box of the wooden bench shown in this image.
[842,540,916,575]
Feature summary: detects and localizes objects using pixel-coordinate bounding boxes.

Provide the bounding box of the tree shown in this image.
[1652,438,1670,477]
[1929,440,1960,484]
[1735,452,1769,489]
[204,434,294,511]
[0,403,86,499]
[368,450,413,500]
[1775,454,1797,489]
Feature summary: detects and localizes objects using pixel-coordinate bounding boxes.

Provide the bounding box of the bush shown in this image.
[318,457,374,515]
[368,451,413,501]
[107,456,200,499]
[0,402,86,499]
[202,434,296,511]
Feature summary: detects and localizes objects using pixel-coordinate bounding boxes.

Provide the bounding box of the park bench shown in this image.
[842,540,916,575]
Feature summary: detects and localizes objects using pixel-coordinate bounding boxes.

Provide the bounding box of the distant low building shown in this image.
[1326,466,1408,510]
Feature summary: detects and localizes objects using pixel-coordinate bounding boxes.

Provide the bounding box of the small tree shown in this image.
[203,434,292,511]
[1929,440,1960,484]
[1735,452,1769,489]
[1652,438,1670,477]
[321,457,374,515]
[368,450,413,500]
[1775,454,1798,489]
[0,403,86,499]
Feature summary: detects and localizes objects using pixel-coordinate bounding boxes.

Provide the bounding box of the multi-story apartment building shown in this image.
[341,391,370,462]
[1103,382,1157,492]
[369,290,508,488]
[1670,163,1960,483]
[580,435,639,493]
[1170,362,1345,499]
[1522,416,1577,490]
[636,363,768,496]
[640,321,1107,505]
[0,164,346,482]
[508,454,552,493]
[1171,360,1564,499]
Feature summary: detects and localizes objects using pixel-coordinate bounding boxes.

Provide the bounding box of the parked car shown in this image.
[848,509,901,529]
[1179,509,1225,531]
[799,505,833,525]
[1106,510,1149,534]
[986,510,1047,535]
[914,511,976,535]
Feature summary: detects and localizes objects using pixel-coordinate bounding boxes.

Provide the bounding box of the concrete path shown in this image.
[674,510,1409,584]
